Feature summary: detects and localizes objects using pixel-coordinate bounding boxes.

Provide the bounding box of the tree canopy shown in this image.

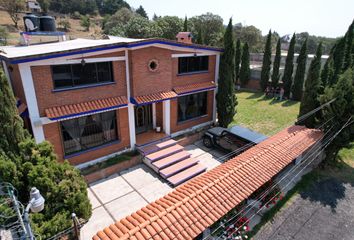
[136,5,148,19]
[239,42,250,87]
[292,38,308,101]
[271,38,281,87]
[282,33,296,98]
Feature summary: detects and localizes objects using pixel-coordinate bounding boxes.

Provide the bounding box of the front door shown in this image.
[135,105,153,134]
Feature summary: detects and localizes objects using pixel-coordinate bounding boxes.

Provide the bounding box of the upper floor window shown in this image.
[178,56,209,74]
[52,61,114,89]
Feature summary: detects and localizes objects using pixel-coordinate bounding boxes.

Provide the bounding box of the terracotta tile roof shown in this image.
[93,125,322,240]
[45,96,128,120]
[131,91,177,105]
[173,81,216,95]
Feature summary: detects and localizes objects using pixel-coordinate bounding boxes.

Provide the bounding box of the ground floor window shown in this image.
[61,111,118,155]
[178,91,208,122]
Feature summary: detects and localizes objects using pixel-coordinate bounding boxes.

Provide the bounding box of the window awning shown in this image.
[93,125,322,240]
[45,96,128,121]
[173,81,216,95]
[130,91,177,105]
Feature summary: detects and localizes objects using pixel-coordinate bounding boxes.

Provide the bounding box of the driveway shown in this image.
[80,140,225,239]
[254,178,354,240]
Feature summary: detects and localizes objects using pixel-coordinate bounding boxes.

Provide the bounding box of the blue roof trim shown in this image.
[49,103,127,121]
[130,96,177,106]
[9,40,222,64]
[176,86,216,96]
[21,31,66,36]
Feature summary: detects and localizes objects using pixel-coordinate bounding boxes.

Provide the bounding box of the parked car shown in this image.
[203,125,268,154]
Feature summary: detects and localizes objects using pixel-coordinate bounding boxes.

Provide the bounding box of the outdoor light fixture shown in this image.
[23,187,45,240]
[81,58,86,66]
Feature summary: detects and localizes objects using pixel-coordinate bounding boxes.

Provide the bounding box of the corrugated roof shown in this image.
[93,125,322,240]
[173,81,216,95]
[131,91,178,105]
[45,96,128,120]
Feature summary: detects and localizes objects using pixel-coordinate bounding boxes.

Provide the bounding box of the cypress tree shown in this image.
[298,42,322,127]
[271,38,281,87]
[332,37,346,82]
[235,38,242,84]
[0,69,27,156]
[216,18,237,128]
[196,27,204,44]
[260,30,272,91]
[320,56,335,92]
[183,16,188,31]
[282,33,296,98]
[239,42,250,87]
[343,20,353,70]
[292,38,308,101]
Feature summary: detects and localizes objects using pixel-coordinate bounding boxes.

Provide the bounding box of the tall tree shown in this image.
[217,18,237,128]
[332,37,346,82]
[183,16,188,31]
[298,42,322,127]
[196,27,204,44]
[319,69,354,164]
[292,38,308,101]
[235,39,242,84]
[136,5,148,19]
[282,33,296,98]
[320,56,335,92]
[239,42,250,87]
[156,16,183,39]
[0,0,25,29]
[260,30,272,91]
[343,20,354,70]
[271,38,281,87]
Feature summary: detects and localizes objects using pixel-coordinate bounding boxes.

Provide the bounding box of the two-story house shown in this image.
[0,36,221,166]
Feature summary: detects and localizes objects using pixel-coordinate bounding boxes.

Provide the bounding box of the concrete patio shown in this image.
[80,140,225,239]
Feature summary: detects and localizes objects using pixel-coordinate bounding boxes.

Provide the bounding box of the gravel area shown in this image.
[254,178,354,240]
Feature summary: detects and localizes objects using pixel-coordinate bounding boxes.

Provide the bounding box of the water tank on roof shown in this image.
[23,14,40,32]
[39,16,56,32]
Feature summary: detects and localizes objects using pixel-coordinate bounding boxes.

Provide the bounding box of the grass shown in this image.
[232,90,300,136]
[80,150,139,176]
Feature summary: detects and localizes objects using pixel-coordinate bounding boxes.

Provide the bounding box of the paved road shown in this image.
[254,178,354,240]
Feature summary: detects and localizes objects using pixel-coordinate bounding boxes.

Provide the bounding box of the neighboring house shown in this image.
[0,35,221,166]
[26,0,41,13]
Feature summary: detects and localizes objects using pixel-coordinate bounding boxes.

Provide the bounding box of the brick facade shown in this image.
[43,108,130,165]
[8,64,26,103]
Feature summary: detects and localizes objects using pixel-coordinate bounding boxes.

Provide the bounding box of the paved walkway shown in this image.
[80,141,224,239]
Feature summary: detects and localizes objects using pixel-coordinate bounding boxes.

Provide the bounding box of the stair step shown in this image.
[160,157,199,179]
[145,145,184,162]
[138,139,177,155]
[167,163,207,186]
[153,151,191,171]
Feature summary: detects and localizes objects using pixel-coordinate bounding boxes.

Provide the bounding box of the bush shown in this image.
[72,11,81,19]
[57,18,71,32]
[0,26,9,45]
[80,15,91,31]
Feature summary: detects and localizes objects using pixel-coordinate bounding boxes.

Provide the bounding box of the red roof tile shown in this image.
[132,91,177,105]
[93,125,322,240]
[45,96,128,120]
[173,81,216,95]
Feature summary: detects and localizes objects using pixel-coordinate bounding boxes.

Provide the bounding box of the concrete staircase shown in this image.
[138,138,207,186]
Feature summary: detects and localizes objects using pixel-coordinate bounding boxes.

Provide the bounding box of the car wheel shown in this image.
[203,136,213,148]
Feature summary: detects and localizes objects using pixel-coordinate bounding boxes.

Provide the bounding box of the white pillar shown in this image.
[163,100,171,135]
[152,103,157,129]
[18,63,45,143]
[213,54,220,123]
[125,49,136,147]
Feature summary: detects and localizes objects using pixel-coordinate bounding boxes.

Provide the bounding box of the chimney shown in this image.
[176,32,193,44]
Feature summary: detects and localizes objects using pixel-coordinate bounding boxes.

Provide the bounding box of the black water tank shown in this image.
[23,14,40,32]
[39,16,57,32]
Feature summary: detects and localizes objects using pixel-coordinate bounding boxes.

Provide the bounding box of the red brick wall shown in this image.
[129,47,173,96]
[31,52,127,117]
[172,55,216,87]
[43,108,130,165]
[8,64,26,104]
[170,90,214,133]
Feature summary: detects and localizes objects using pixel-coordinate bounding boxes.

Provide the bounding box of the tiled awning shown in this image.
[93,125,322,240]
[45,96,128,121]
[131,91,177,105]
[173,81,216,95]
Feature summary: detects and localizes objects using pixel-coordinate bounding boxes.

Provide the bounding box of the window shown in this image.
[178,56,209,74]
[178,92,207,122]
[60,111,118,155]
[52,62,113,89]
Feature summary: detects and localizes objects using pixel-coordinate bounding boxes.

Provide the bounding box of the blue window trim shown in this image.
[49,103,127,121]
[52,81,116,93]
[64,140,121,159]
[9,40,222,64]
[176,70,209,76]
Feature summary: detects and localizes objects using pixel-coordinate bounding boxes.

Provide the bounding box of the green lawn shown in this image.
[231,90,301,136]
